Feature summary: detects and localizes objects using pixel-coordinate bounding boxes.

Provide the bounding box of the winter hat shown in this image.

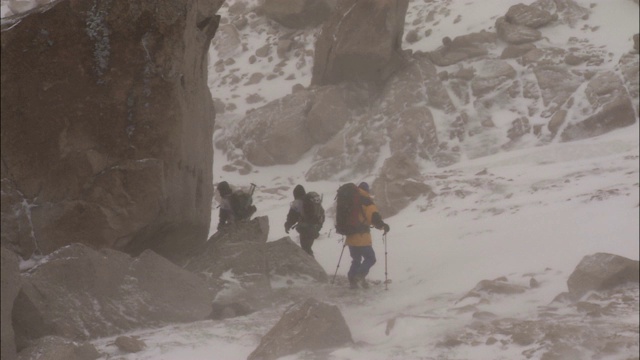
[293,184,306,199]
[358,182,370,193]
[217,181,232,196]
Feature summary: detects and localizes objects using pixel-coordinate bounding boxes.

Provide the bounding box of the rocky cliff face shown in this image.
[1,0,223,258]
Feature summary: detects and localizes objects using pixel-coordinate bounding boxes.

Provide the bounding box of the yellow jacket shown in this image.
[345,188,383,247]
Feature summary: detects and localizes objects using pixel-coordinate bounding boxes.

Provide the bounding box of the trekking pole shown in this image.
[331,240,347,285]
[249,183,257,196]
[383,233,389,291]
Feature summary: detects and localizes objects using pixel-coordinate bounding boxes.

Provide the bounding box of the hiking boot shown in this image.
[359,278,370,289]
[348,277,359,290]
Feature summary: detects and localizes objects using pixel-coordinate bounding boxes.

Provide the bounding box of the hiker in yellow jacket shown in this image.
[346,182,390,289]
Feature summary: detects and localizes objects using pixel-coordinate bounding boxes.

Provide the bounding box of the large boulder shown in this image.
[567,253,639,301]
[266,237,328,284]
[2,247,21,360]
[427,31,496,66]
[311,0,409,86]
[247,297,353,360]
[505,3,556,28]
[182,216,272,295]
[561,71,637,141]
[1,0,222,258]
[231,90,315,166]
[261,0,331,29]
[372,153,434,218]
[12,244,214,346]
[495,17,542,44]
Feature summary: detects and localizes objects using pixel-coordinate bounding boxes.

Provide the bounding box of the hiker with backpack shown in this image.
[284,185,325,257]
[335,182,390,289]
[216,181,257,231]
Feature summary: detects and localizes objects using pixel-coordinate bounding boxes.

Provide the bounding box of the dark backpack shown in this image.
[335,183,369,235]
[230,190,255,220]
[301,191,325,226]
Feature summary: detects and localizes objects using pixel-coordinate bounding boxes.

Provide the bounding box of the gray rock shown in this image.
[561,71,636,141]
[232,91,315,166]
[266,237,328,283]
[311,0,409,86]
[428,31,495,66]
[505,3,556,28]
[1,0,221,258]
[470,60,517,97]
[566,253,639,301]
[372,153,434,217]
[2,247,21,360]
[262,0,331,29]
[500,43,537,59]
[183,216,271,295]
[12,244,214,344]
[533,65,582,116]
[248,298,353,360]
[306,85,352,143]
[496,17,542,44]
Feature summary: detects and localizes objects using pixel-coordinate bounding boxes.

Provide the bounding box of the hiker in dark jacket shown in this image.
[346,182,390,289]
[284,185,320,257]
[217,181,234,231]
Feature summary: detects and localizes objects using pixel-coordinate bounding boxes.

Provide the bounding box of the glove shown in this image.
[382,223,390,234]
[284,223,291,234]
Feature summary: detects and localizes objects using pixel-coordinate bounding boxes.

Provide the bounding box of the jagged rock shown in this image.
[213,24,242,58]
[507,117,532,140]
[266,237,328,283]
[231,90,314,166]
[114,336,146,353]
[500,43,537,59]
[428,31,495,66]
[533,65,582,116]
[182,216,271,294]
[618,53,639,114]
[505,3,556,28]
[2,247,21,360]
[388,107,439,159]
[311,0,409,86]
[530,0,590,28]
[262,0,331,29]
[17,336,100,360]
[566,253,639,301]
[382,56,456,115]
[1,0,222,258]
[247,298,353,360]
[372,153,434,217]
[460,278,528,302]
[470,60,517,97]
[1,179,36,258]
[12,244,214,345]
[496,17,542,44]
[561,71,637,141]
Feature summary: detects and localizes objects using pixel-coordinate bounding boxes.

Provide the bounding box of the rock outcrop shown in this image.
[248,297,353,360]
[1,0,222,258]
[311,0,410,86]
[17,336,100,360]
[266,237,328,283]
[1,247,21,360]
[261,0,331,29]
[12,244,214,347]
[566,253,639,301]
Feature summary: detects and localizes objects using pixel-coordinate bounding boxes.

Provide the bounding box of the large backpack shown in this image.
[229,190,255,220]
[301,191,325,227]
[335,183,369,235]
